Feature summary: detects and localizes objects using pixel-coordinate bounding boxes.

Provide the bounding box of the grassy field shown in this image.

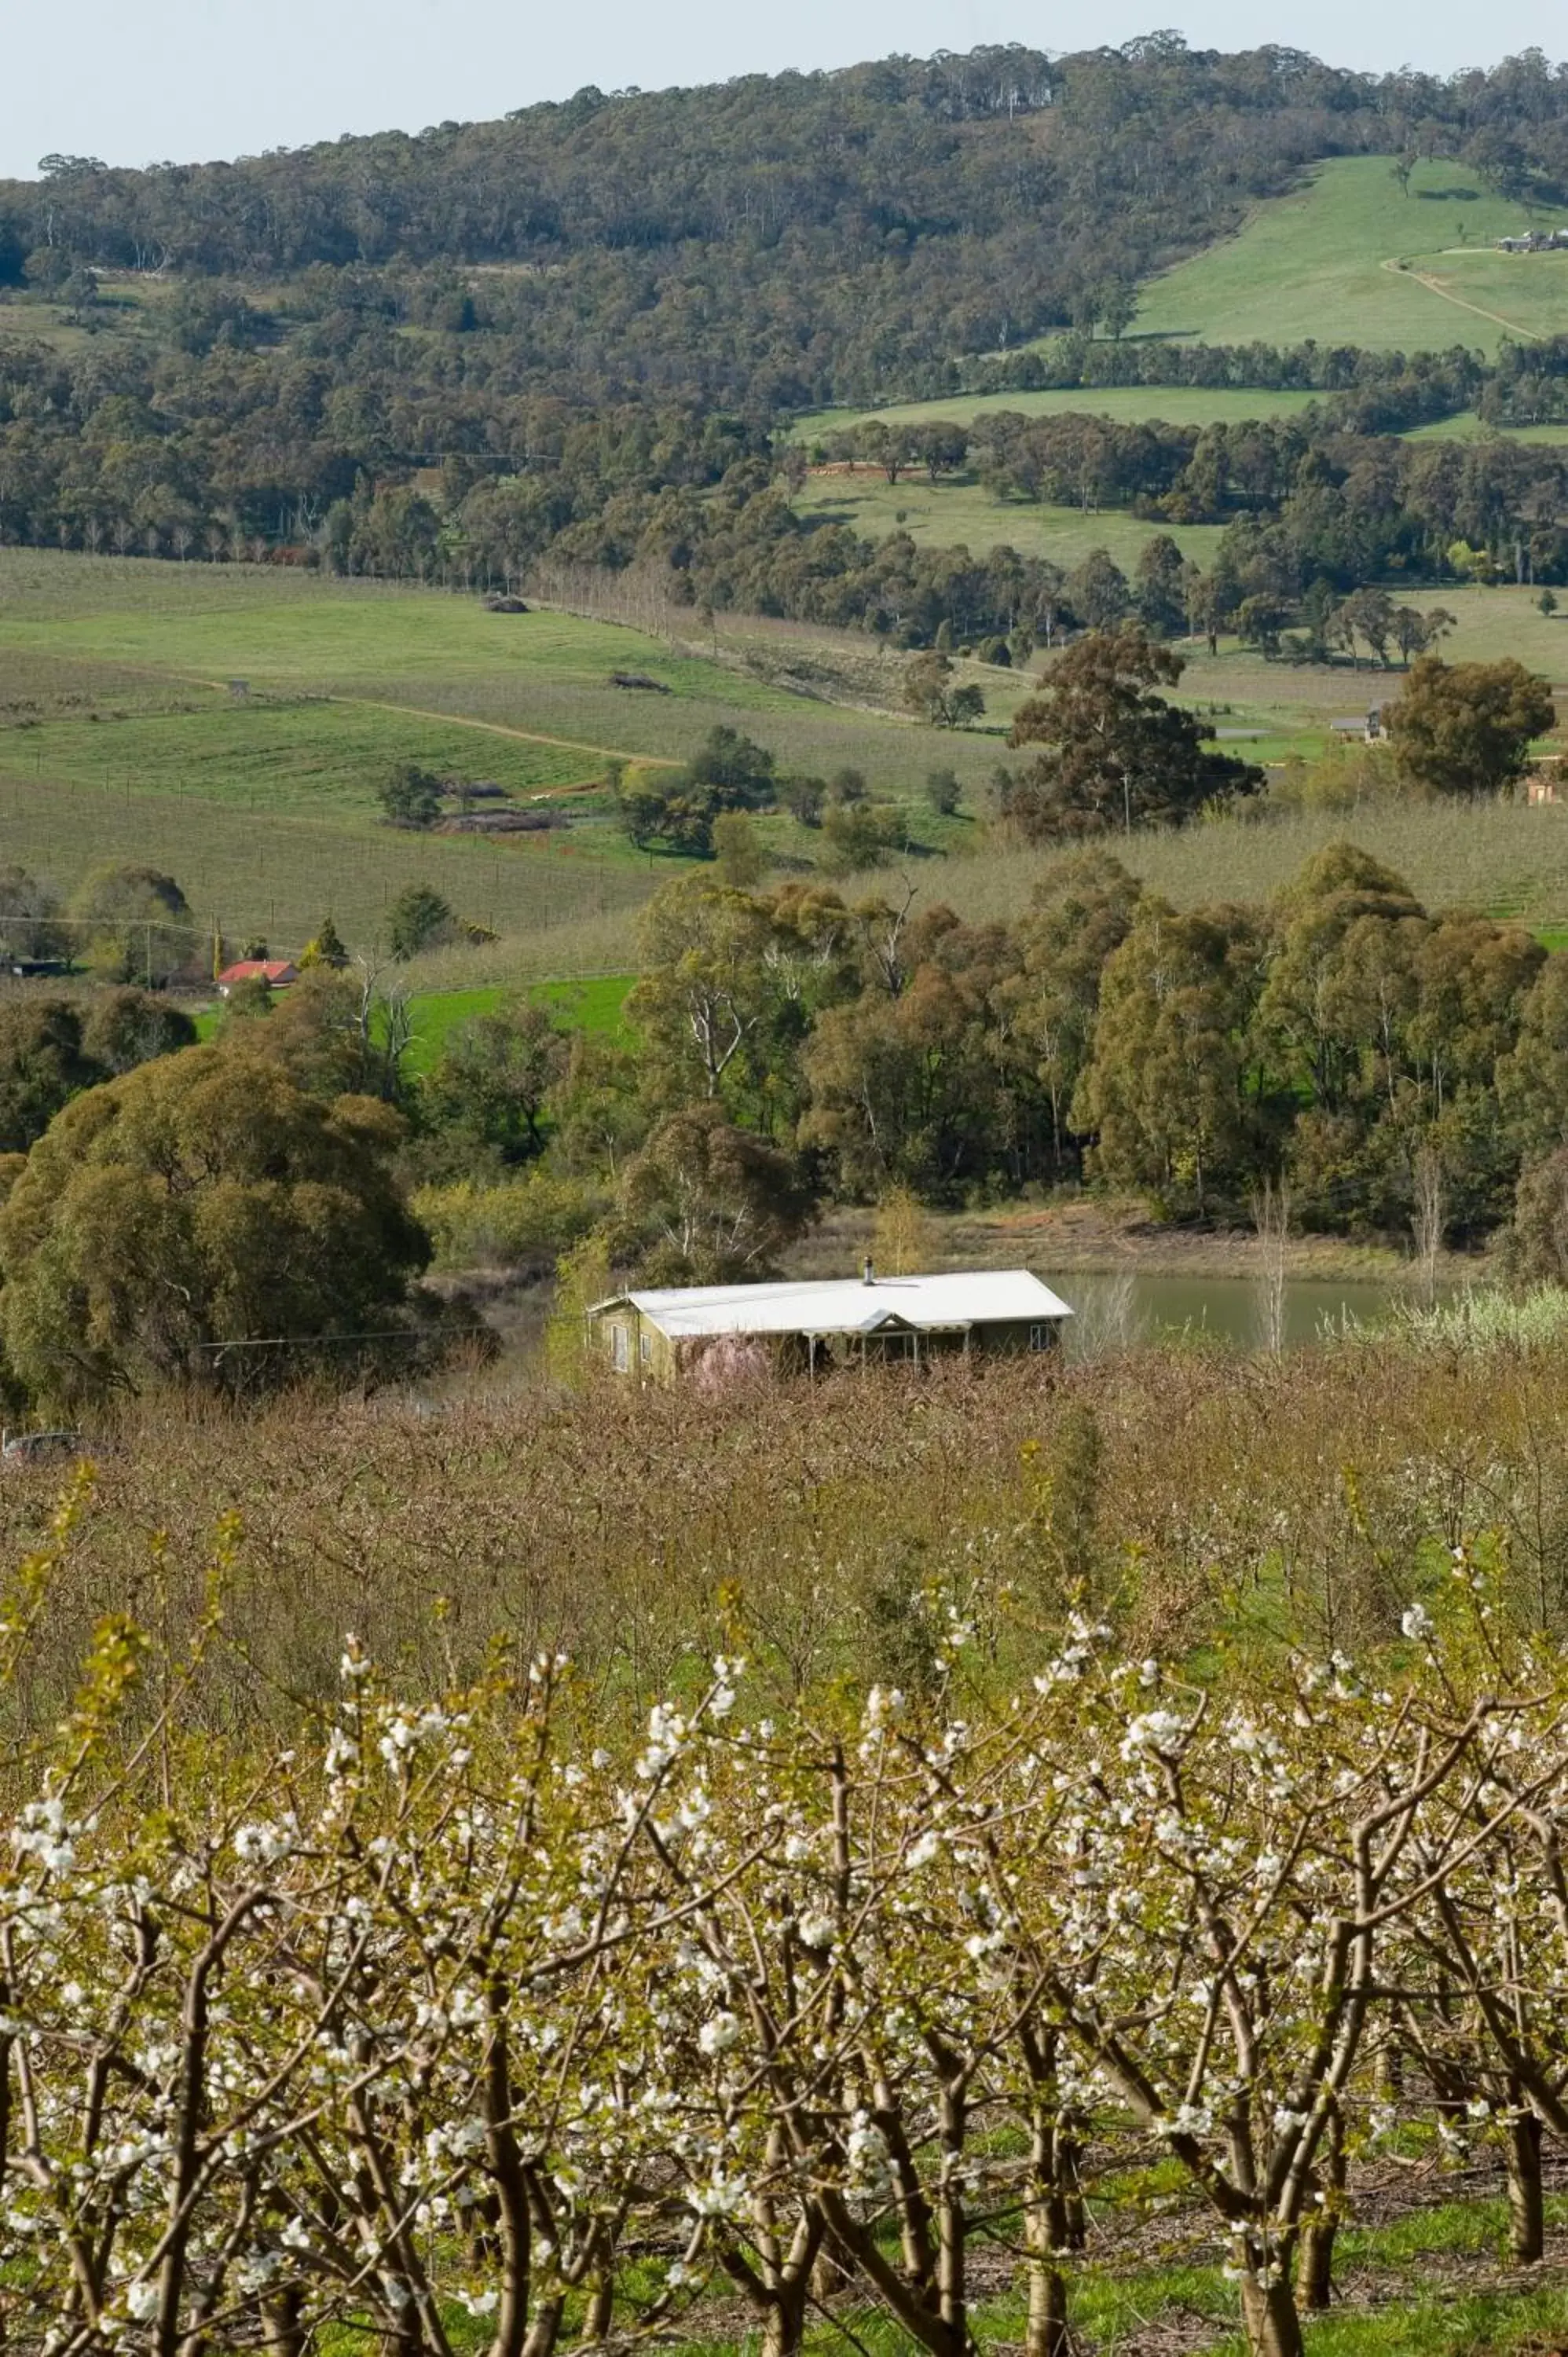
[196,973,633,1065]
[1174,587,1568,694]
[9,555,1568,981]
[0,274,181,355]
[1408,411,1568,443]
[800,383,1568,447]
[796,470,1227,572]
[403,973,632,1069]
[0,552,1008,966]
[794,383,1326,438]
[0,700,603,818]
[1128,154,1568,355]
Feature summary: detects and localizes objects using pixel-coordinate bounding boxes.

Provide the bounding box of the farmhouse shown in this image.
[589,1265,1073,1381]
[216,959,299,995]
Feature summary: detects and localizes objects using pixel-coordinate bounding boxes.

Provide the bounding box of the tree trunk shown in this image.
[1237,2268,1304,2357]
[759,2275,812,2357]
[1295,2213,1335,2311]
[1295,2110,1345,2311]
[1507,2102,1545,2265]
[811,2239,852,2304]
[581,2262,614,2345]
[936,2082,967,2344]
[1024,2249,1072,2357]
[1060,2121,1087,2252]
[263,2286,307,2357]
[522,2295,564,2357]
[1022,2044,1079,2357]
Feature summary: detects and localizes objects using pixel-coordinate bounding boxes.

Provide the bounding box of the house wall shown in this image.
[970,1315,1066,1356]
[592,1308,1068,1379]
[591,1307,673,1382]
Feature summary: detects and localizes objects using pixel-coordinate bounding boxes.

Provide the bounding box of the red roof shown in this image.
[218,959,298,987]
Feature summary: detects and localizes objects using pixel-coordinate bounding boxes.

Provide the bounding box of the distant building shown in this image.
[216,959,299,995]
[589,1266,1074,1382]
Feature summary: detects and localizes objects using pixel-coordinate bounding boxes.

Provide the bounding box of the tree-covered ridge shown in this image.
[5,39,1568,409]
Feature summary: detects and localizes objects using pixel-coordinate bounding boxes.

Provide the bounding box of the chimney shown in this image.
[863,1256,875,1285]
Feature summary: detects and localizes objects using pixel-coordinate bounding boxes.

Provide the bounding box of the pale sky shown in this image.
[3,0,1566,183]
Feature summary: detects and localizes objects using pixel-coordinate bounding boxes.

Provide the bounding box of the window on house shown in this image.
[610,1323,629,1372]
[1029,1322,1049,1352]
[639,1331,651,1366]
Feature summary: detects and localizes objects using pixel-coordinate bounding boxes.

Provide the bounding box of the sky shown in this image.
[4,0,1566,183]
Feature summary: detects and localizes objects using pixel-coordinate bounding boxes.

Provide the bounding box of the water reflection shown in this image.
[1061,1271,1408,1358]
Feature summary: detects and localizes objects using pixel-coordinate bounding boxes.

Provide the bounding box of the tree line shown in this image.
[9,821,1567,1417]
[915,328,1568,435]
[7,322,1568,654]
[822,403,1568,605]
[390,790,1568,1303]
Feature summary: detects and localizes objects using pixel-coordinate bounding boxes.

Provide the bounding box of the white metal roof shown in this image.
[592,1270,1073,1340]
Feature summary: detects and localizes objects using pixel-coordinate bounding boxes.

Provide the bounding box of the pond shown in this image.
[1061,1271,1411,1358]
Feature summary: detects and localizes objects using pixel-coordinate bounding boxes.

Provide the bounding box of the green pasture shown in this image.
[376,662,1008,801]
[1127,155,1568,355]
[0,700,603,819]
[794,383,1326,438]
[845,791,1568,941]
[0,769,647,964]
[795,471,1227,572]
[403,973,632,1071]
[197,973,633,1065]
[0,275,177,356]
[1356,582,1568,676]
[0,552,778,713]
[1407,411,1568,443]
[800,383,1568,447]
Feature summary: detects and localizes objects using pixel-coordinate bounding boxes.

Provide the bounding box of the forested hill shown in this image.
[5,39,1567,408]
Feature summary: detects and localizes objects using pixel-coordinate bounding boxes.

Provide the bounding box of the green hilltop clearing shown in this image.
[795,157,1568,448]
[1129,153,1568,356]
[195,973,633,1068]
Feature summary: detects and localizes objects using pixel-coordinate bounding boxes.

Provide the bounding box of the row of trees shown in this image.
[888,328,1568,438]
[8,1524,1568,2357]
[0,720,1560,1402]
[822,405,1568,596]
[451,831,1568,1266]
[1002,636,1552,837]
[5,301,1568,656]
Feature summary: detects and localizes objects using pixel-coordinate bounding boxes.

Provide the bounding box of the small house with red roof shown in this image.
[216,959,299,996]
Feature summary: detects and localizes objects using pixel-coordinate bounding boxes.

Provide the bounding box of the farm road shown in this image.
[1379,254,1540,340]
[326,695,682,775]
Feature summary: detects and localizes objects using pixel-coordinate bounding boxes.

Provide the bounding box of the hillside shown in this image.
[7,43,1568,413]
[0,43,1359,411]
[0,550,1010,962]
[1130,153,1568,354]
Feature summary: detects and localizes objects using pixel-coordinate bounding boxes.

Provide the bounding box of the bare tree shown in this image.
[1253,1178,1291,1355]
[1412,1142,1444,1307]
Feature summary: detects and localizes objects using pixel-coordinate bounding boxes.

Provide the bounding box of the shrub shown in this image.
[387,882,455,959]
